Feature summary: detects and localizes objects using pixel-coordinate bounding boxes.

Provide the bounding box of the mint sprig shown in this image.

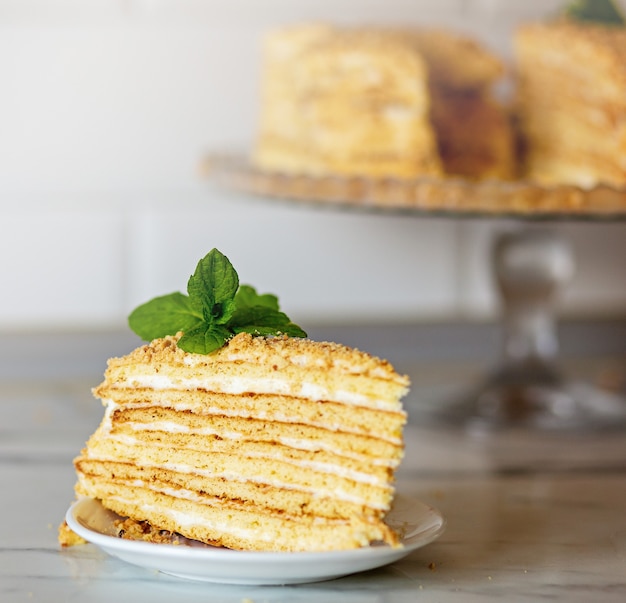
[128,249,306,354]
[564,0,625,25]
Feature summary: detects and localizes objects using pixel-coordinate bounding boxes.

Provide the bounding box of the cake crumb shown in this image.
[58,521,86,547]
[428,562,436,571]
[114,517,183,544]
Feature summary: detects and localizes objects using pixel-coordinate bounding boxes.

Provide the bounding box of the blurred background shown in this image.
[1,0,625,332]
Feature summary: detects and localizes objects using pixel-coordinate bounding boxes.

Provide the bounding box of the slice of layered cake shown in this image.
[514,1,626,187]
[63,249,409,552]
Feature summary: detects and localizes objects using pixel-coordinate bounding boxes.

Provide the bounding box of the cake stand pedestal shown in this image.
[444,227,625,431]
[203,154,626,431]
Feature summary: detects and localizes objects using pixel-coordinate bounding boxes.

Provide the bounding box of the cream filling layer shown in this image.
[129,479,380,514]
[102,398,404,446]
[184,351,399,383]
[84,451,390,510]
[107,496,280,542]
[107,495,357,546]
[122,374,397,411]
[124,419,398,468]
[104,430,387,487]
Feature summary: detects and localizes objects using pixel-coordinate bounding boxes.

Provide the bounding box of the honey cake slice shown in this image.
[74,332,409,552]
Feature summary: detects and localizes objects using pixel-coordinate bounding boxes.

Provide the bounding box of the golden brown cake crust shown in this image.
[110,332,409,385]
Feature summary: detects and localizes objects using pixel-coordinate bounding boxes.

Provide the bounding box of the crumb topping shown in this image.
[107,332,409,385]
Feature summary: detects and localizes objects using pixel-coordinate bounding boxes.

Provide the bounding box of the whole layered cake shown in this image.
[253,23,514,181]
[61,250,409,552]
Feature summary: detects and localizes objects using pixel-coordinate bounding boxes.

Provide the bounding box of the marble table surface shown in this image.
[1,327,625,602]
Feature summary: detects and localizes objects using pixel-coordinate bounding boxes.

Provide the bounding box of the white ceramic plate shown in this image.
[65,495,445,585]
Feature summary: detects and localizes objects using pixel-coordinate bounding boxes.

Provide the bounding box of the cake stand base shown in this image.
[440,364,626,432]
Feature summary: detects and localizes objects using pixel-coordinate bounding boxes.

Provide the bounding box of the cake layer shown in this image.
[96,333,410,413]
[76,459,387,519]
[104,429,393,484]
[109,406,404,466]
[98,390,405,443]
[79,435,394,506]
[77,479,398,552]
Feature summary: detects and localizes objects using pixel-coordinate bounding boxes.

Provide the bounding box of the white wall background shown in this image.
[1,0,625,330]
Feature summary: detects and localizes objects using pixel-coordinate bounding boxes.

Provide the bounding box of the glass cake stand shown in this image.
[203,153,626,431]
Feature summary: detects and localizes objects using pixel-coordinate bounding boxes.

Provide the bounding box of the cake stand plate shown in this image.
[204,153,626,431]
[202,153,626,219]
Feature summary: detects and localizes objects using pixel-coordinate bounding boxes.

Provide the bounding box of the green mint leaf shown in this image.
[231,285,307,337]
[231,306,307,338]
[235,284,280,311]
[128,292,204,341]
[128,248,307,353]
[564,0,625,25]
[178,324,233,355]
[187,249,238,326]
